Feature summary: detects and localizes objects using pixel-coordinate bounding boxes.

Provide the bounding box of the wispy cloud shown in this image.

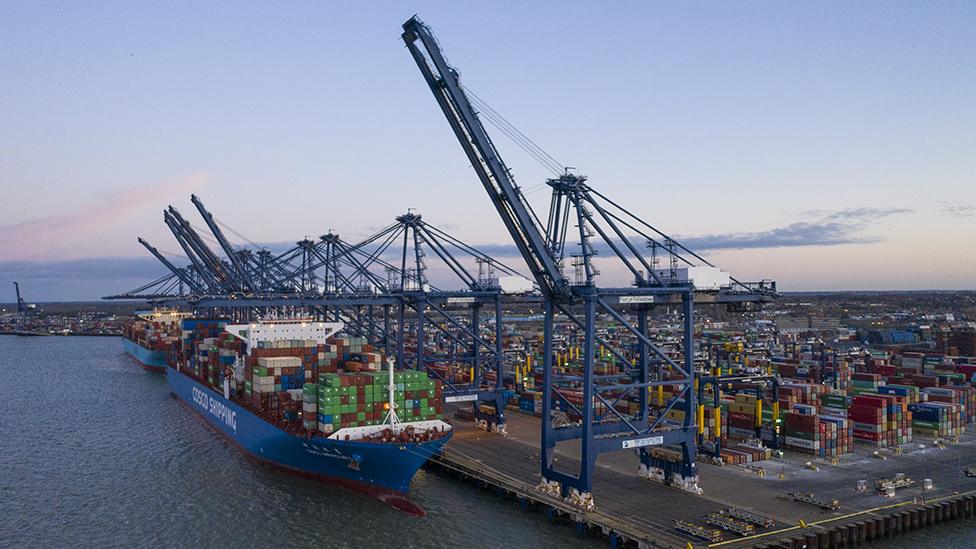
[456,206,913,255]
[680,222,880,250]
[0,174,210,261]
[939,203,976,218]
[684,207,914,251]
[803,207,915,222]
[1,204,914,301]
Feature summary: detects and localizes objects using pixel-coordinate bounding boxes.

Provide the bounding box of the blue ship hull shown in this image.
[166,368,451,495]
[123,338,168,372]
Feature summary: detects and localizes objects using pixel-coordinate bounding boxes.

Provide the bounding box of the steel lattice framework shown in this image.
[106,17,778,506]
[401,16,775,502]
[107,196,536,427]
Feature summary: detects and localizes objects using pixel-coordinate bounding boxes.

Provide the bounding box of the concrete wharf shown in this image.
[431,407,976,548]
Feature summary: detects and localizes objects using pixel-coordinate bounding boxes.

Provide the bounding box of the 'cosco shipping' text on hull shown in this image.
[166,368,450,494]
[123,338,167,372]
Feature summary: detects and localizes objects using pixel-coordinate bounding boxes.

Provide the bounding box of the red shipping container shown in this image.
[848,405,883,422]
[851,395,887,408]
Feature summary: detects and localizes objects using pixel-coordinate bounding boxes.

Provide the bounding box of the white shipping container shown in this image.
[499,275,535,295]
[651,266,730,291]
[785,436,819,450]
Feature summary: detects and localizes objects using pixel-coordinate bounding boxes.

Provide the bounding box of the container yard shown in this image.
[79,13,976,549]
[5,2,975,548]
[424,340,976,547]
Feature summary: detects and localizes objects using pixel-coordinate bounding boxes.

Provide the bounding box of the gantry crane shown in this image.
[402,16,774,505]
[110,199,529,425]
[137,238,207,295]
[365,210,529,431]
[13,282,34,314]
[191,194,256,292]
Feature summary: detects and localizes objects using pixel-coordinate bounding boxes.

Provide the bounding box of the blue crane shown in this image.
[13,281,29,313]
[356,210,532,431]
[191,194,256,292]
[164,206,239,293]
[114,198,523,414]
[137,238,207,294]
[402,16,774,504]
[162,209,220,293]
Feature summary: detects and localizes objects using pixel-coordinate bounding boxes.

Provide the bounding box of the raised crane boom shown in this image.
[163,210,219,292]
[401,17,568,301]
[13,281,26,313]
[137,237,206,294]
[166,206,235,291]
[190,194,255,292]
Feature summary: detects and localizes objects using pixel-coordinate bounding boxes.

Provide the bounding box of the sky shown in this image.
[1,1,974,301]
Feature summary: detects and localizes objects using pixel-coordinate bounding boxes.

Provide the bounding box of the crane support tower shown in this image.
[401,16,781,504]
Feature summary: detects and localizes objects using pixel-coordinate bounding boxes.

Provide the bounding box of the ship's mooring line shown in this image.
[407,445,536,495]
[405,442,532,490]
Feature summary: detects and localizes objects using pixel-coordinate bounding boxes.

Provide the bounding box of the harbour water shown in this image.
[1,334,973,547]
[0,335,596,548]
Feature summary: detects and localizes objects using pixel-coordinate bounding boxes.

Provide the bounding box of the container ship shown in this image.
[122,310,189,372]
[168,317,453,507]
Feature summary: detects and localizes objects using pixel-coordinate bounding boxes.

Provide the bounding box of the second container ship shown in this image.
[122,310,188,372]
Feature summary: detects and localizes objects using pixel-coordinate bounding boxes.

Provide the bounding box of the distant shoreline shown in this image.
[0,332,119,338]
[2,289,975,307]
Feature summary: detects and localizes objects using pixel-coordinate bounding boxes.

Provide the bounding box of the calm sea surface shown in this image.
[1,335,972,547]
[0,335,599,548]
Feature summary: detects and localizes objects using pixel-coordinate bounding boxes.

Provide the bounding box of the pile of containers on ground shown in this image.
[770,348,976,448]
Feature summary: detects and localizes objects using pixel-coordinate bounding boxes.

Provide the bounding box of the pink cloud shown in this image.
[0,173,210,261]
